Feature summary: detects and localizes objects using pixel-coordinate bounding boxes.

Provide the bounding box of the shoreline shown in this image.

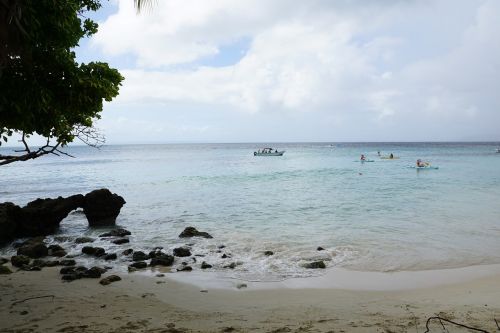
[163,263,500,291]
[2,264,500,332]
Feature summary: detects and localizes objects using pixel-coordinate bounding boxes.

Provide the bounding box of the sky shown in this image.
[75,0,500,143]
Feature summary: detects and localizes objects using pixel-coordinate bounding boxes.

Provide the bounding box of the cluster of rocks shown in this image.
[0,221,329,287]
[0,189,125,244]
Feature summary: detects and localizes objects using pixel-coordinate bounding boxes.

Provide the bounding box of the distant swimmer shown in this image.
[377,151,381,156]
[416,159,428,167]
[390,153,394,159]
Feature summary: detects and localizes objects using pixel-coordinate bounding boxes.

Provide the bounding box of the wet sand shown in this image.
[1,265,500,332]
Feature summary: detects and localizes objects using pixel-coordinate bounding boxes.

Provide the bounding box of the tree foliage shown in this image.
[0,0,123,164]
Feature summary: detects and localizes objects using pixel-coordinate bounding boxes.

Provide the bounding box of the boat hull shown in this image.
[254,152,285,156]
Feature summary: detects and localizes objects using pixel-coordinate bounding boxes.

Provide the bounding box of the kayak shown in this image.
[409,165,439,170]
[380,156,400,160]
[355,160,375,162]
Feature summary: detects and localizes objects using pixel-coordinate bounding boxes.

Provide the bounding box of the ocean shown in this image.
[1,142,500,281]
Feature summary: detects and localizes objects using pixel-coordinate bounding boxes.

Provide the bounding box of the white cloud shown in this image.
[92,0,500,141]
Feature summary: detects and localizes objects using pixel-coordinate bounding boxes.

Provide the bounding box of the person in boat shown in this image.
[275,149,278,153]
[361,154,366,161]
[416,159,427,167]
[390,153,394,159]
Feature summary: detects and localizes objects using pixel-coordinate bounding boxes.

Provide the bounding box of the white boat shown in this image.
[254,148,285,156]
[496,148,500,153]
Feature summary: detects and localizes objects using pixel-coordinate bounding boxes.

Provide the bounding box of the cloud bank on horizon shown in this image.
[87,0,500,143]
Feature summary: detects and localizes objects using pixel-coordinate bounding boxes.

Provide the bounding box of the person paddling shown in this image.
[361,154,366,161]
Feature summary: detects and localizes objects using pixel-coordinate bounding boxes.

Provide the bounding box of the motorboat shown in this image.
[254,148,285,156]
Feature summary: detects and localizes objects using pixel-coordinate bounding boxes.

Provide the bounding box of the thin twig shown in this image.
[494,318,499,330]
[424,316,489,333]
[11,295,54,307]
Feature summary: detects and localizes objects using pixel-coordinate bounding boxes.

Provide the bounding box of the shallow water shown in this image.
[1,142,500,281]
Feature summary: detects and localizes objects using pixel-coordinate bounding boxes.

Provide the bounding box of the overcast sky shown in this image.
[77,0,500,143]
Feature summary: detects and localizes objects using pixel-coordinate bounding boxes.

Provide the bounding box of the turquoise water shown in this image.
[1,143,500,280]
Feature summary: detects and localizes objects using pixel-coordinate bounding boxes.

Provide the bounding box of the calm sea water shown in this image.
[1,142,500,280]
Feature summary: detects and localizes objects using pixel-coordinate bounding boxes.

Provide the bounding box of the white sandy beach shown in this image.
[1,264,500,332]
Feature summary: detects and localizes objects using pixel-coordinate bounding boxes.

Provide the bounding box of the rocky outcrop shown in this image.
[17,195,84,237]
[0,189,126,243]
[83,189,126,226]
[0,203,22,243]
[178,226,213,239]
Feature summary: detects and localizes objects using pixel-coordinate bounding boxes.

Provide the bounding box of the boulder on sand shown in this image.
[83,189,126,226]
[17,240,48,258]
[11,255,30,267]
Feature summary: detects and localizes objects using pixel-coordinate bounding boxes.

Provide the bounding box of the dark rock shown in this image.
[112,238,129,245]
[221,253,231,259]
[17,194,84,237]
[59,259,76,266]
[82,266,103,278]
[0,202,22,244]
[122,249,133,255]
[99,275,121,285]
[99,228,131,238]
[0,257,8,265]
[317,246,325,251]
[223,262,236,269]
[61,273,81,281]
[303,261,326,269]
[54,236,73,242]
[81,246,105,257]
[104,253,117,261]
[218,245,226,249]
[0,265,12,274]
[32,259,47,267]
[150,254,174,267]
[82,246,96,255]
[48,244,67,257]
[129,261,147,269]
[173,247,191,257]
[178,226,213,239]
[11,255,30,267]
[149,250,160,258]
[236,283,247,289]
[132,251,149,261]
[75,237,95,244]
[17,242,48,258]
[264,251,274,256]
[60,266,75,274]
[83,189,126,226]
[45,260,60,267]
[177,266,192,272]
[201,261,212,269]
[156,273,165,277]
